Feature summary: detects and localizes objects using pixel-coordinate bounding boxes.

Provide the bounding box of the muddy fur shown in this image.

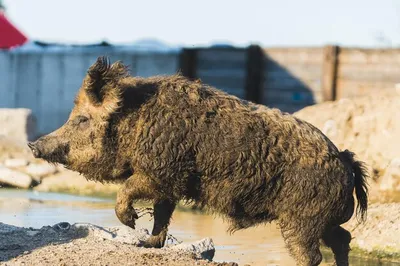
[29,56,369,266]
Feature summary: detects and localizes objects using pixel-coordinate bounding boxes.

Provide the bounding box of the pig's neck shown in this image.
[74,112,137,183]
[102,111,138,182]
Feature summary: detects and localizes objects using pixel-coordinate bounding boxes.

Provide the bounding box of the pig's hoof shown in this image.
[139,236,164,249]
[125,222,136,230]
[119,217,136,229]
[116,211,138,229]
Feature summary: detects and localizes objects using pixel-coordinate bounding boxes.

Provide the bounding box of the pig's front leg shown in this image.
[142,199,176,248]
[115,173,153,229]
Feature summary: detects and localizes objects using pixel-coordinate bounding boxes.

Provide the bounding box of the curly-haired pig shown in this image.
[28,56,369,266]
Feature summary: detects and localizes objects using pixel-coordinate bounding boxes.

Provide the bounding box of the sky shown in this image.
[3,0,400,48]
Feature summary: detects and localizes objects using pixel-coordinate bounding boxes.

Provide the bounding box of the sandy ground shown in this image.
[343,203,400,261]
[0,222,240,266]
[0,202,399,266]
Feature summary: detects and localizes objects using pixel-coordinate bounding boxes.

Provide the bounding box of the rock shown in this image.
[169,237,215,260]
[0,222,217,265]
[0,222,21,233]
[0,166,32,188]
[396,83,400,95]
[379,158,400,191]
[0,136,32,161]
[24,163,57,179]
[344,203,400,257]
[3,158,29,168]
[321,119,338,138]
[75,223,150,246]
[0,108,36,142]
[33,170,120,197]
[74,223,215,260]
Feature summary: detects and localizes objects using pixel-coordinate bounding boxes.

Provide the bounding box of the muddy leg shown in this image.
[322,226,351,266]
[115,174,153,229]
[142,199,176,248]
[280,221,323,266]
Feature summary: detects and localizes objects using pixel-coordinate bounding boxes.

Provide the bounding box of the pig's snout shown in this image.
[27,136,69,164]
[28,142,42,158]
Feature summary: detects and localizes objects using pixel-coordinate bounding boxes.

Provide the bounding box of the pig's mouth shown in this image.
[28,141,70,165]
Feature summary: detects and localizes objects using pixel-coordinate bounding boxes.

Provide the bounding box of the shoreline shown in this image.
[0,222,237,266]
[1,187,400,264]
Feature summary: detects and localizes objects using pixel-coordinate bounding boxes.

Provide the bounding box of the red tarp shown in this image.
[0,12,28,49]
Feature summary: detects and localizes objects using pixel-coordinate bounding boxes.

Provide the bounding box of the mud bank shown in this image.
[0,222,240,266]
[341,203,400,263]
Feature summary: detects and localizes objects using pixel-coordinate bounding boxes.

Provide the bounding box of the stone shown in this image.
[0,108,36,142]
[321,119,337,138]
[24,163,57,179]
[0,222,217,266]
[75,223,150,246]
[344,203,400,256]
[72,223,215,260]
[0,222,216,262]
[0,222,21,233]
[379,158,400,191]
[169,237,215,260]
[3,158,29,168]
[75,223,215,260]
[395,83,400,95]
[33,170,120,197]
[0,166,33,188]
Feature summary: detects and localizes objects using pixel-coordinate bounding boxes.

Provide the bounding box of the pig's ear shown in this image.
[85,56,128,108]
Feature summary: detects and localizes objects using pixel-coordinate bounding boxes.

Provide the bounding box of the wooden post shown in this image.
[179,48,197,80]
[245,45,264,104]
[322,45,339,101]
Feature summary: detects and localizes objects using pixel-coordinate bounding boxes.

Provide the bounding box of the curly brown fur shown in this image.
[29,57,369,266]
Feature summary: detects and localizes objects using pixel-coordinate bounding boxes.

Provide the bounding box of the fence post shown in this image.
[322,45,339,101]
[179,48,198,80]
[245,45,264,104]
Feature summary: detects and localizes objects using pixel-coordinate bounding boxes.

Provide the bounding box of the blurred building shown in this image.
[0,7,28,49]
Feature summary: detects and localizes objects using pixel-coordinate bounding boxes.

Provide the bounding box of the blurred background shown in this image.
[1,1,400,266]
[2,0,400,135]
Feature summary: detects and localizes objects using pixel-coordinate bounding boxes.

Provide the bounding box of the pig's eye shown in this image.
[73,115,90,129]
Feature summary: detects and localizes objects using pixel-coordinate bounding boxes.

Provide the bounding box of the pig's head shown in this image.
[28,56,137,181]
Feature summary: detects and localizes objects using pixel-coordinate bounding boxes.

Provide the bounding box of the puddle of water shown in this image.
[0,189,398,266]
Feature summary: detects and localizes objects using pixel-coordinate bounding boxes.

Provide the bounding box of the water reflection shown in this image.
[0,189,398,266]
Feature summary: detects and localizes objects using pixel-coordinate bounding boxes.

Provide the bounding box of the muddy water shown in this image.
[0,189,397,266]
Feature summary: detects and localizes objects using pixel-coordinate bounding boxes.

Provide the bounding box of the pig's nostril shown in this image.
[33,149,41,158]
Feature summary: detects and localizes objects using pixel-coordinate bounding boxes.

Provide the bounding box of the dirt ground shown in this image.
[0,222,240,266]
[343,202,400,261]
[0,202,399,266]
[0,203,400,266]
